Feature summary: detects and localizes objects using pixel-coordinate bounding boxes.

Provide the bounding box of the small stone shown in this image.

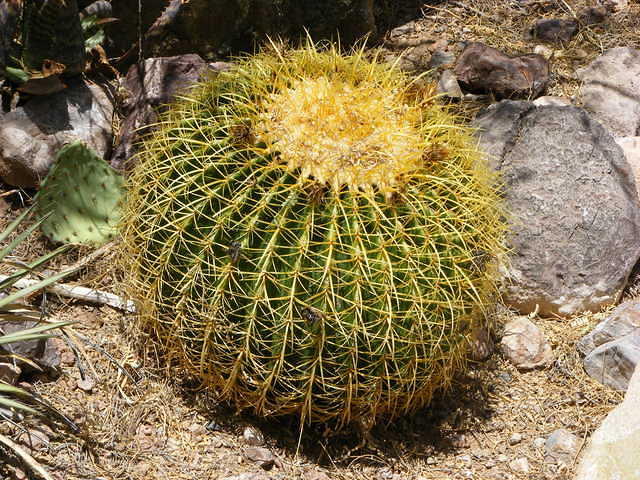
[500,317,554,370]
[544,429,579,466]
[427,456,437,465]
[508,433,523,445]
[485,459,496,469]
[0,363,21,385]
[497,454,509,462]
[533,437,546,449]
[437,70,463,99]
[534,45,554,60]
[509,457,530,473]
[533,96,571,107]
[244,446,277,470]
[76,377,95,392]
[242,426,265,446]
[526,18,578,43]
[459,454,472,464]
[428,50,456,69]
[60,350,75,366]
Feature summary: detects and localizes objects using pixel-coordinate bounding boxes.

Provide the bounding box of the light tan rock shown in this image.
[500,316,554,370]
[575,365,640,479]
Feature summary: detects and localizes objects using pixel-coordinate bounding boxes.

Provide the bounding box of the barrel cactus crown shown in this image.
[121,42,505,429]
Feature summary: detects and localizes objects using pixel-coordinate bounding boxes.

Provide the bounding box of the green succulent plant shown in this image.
[0,208,73,412]
[35,141,124,246]
[121,41,506,430]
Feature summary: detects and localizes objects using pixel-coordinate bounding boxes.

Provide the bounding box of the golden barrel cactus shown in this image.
[121,42,505,430]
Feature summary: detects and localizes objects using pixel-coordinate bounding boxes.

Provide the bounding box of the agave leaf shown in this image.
[0,320,74,346]
[0,270,73,309]
[0,245,70,292]
[0,384,38,415]
[0,215,46,264]
[0,208,31,245]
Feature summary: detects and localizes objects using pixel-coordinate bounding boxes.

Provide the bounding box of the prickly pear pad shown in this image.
[121,42,506,430]
[36,141,123,246]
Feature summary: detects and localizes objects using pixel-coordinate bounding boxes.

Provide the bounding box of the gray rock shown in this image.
[454,42,549,99]
[508,432,523,445]
[575,365,640,479]
[526,18,578,43]
[244,446,276,470]
[616,137,640,197]
[0,320,61,373]
[500,316,554,369]
[428,50,456,69]
[533,95,572,107]
[509,457,530,473]
[578,299,640,356]
[111,55,217,170]
[545,428,579,466]
[577,48,640,137]
[474,101,640,316]
[583,330,640,390]
[0,80,113,187]
[437,70,463,99]
[242,426,265,446]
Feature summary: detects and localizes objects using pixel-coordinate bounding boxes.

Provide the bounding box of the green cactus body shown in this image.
[22,0,85,75]
[36,141,123,246]
[122,43,506,429]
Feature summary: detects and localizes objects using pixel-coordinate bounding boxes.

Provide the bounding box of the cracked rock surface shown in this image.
[474,100,640,317]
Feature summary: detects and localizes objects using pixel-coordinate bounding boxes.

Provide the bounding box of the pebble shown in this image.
[509,457,530,473]
[76,377,95,392]
[60,350,76,366]
[508,433,523,445]
[427,456,437,465]
[544,428,579,466]
[243,446,277,470]
[497,454,509,463]
[459,454,472,464]
[533,437,546,449]
[242,426,265,446]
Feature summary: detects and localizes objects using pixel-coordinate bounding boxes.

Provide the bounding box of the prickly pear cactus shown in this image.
[121,42,506,430]
[36,141,123,246]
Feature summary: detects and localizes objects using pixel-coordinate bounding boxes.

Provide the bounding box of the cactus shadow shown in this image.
[186,362,501,468]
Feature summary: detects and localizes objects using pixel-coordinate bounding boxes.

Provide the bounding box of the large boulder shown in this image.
[0,80,113,188]
[575,365,640,479]
[107,0,407,61]
[576,47,640,137]
[474,101,640,317]
[578,299,640,390]
[111,54,216,170]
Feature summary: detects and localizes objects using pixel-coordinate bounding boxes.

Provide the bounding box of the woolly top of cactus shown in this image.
[219,41,452,195]
[257,75,424,192]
